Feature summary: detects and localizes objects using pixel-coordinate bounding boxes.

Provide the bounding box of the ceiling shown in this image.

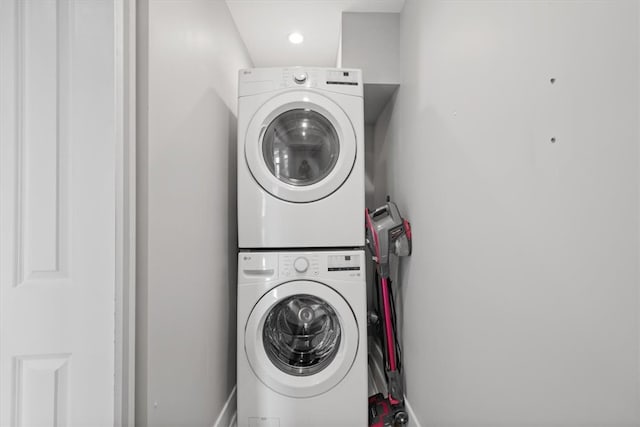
[226,0,405,67]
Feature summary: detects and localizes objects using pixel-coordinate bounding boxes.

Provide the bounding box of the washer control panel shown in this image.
[277,251,364,280]
[280,253,320,277]
[239,251,364,283]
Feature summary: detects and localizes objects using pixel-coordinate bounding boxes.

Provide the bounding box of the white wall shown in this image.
[136,1,251,425]
[376,1,640,425]
[342,12,400,84]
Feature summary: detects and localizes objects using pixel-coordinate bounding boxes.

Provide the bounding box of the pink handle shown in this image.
[380,276,397,373]
[367,209,400,404]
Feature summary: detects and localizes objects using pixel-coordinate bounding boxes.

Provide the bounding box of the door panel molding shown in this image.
[14,354,71,427]
[14,0,73,287]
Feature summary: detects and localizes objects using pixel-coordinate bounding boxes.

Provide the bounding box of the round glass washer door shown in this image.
[245,91,357,203]
[245,281,359,398]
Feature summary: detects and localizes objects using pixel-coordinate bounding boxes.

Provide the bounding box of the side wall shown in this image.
[137,1,251,425]
[376,1,640,425]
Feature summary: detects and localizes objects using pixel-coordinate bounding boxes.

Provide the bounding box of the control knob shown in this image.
[293,72,308,84]
[294,257,309,273]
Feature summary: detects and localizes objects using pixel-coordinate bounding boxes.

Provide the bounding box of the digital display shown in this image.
[328,254,360,272]
[326,70,358,86]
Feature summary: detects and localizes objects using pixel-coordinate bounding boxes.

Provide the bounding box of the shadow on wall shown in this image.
[372,89,399,209]
[227,104,239,397]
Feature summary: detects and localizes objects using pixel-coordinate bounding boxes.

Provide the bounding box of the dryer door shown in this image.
[244,91,357,203]
[245,280,359,398]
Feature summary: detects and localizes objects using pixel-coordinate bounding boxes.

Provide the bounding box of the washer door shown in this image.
[245,281,359,398]
[244,91,357,203]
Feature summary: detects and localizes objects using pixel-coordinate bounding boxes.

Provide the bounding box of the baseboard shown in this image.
[404,397,422,427]
[213,386,237,427]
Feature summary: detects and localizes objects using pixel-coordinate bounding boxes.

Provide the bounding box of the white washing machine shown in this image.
[237,250,367,427]
[237,67,365,249]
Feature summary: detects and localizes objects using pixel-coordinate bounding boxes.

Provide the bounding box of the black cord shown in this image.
[374,270,390,372]
[388,279,403,373]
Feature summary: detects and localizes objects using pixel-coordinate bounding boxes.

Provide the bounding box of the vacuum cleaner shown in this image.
[365,198,412,427]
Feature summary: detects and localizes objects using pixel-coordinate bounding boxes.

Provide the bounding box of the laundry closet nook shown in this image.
[135,1,640,426]
[133,2,639,426]
[0,0,636,426]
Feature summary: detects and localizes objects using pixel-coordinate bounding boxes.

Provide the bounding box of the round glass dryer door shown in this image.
[245,91,357,203]
[262,109,339,187]
[245,281,359,398]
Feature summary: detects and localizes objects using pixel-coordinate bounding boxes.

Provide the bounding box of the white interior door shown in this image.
[0,0,118,425]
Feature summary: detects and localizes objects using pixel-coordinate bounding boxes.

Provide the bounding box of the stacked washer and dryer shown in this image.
[236,67,367,427]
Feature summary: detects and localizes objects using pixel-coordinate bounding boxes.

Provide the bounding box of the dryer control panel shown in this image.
[281,68,360,89]
[281,68,360,91]
[238,67,363,97]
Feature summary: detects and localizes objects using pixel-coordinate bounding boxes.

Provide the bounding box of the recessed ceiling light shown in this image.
[288,32,304,44]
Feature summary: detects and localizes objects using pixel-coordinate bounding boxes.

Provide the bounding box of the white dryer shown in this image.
[237,250,367,427]
[237,67,364,249]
